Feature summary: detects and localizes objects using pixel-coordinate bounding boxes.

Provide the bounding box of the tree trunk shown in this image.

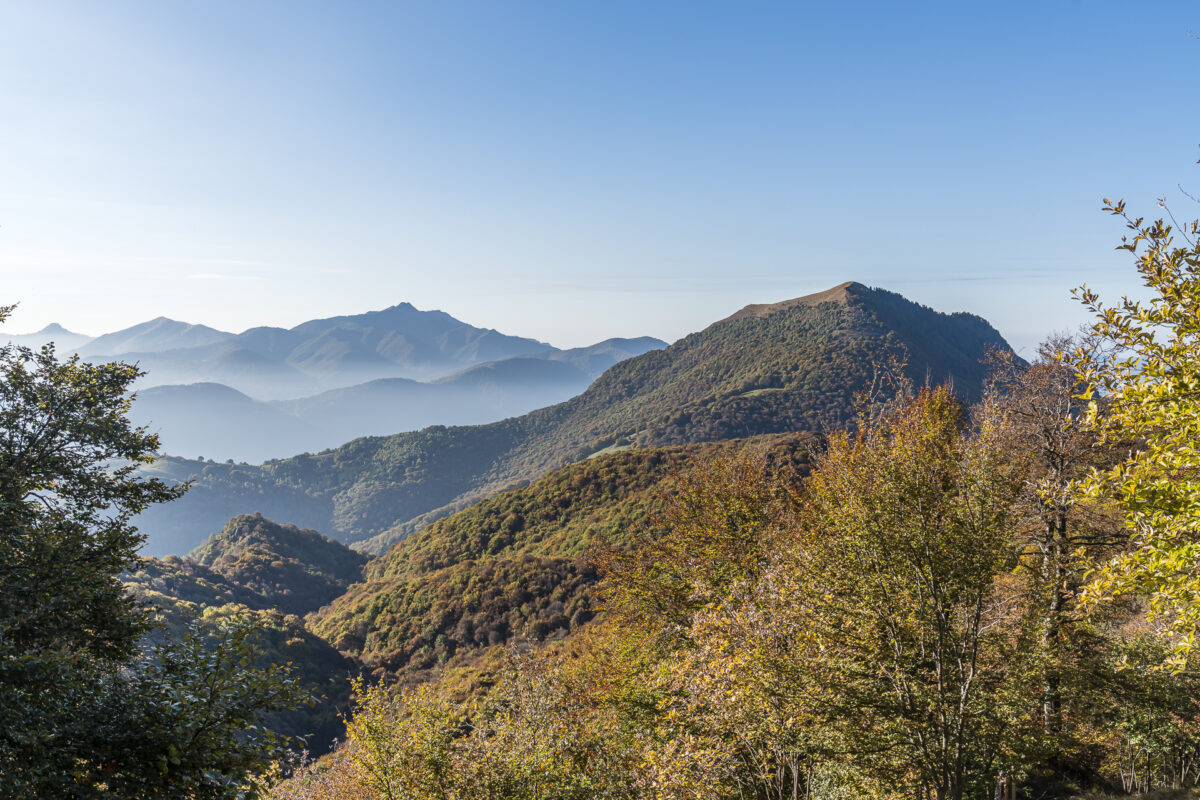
[1041,513,1066,735]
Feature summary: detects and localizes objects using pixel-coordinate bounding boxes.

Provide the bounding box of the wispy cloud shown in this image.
[461,274,812,297]
[188,273,262,282]
[186,258,272,268]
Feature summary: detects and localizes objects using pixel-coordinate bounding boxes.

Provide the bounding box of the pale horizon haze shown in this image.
[3,1,1199,357]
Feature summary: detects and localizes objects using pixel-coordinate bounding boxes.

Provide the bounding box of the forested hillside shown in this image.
[135,283,1014,555]
[277,359,1200,799]
[188,513,370,614]
[306,434,813,676]
[122,514,371,753]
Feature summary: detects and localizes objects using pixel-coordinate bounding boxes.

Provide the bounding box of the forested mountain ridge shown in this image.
[123,554,268,611]
[188,513,371,615]
[122,514,370,753]
[134,282,1015,556]
[125,513,370,617]
[306,434,813,676]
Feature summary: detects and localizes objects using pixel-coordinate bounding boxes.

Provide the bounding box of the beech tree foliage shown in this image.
[1074,201,1200,660]
[0,306,303,798]
[781,387,1024,799]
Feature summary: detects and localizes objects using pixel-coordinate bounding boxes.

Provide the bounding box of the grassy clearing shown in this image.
[738,387,786,398]
[587,443,633,459]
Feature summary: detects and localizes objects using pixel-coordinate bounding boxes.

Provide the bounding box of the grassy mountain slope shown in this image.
[135,283,1013,555]
[306,434,813,672]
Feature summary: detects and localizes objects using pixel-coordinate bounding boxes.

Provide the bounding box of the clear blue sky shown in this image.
[1,1,1198,356]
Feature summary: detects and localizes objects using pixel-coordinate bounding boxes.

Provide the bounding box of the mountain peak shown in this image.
[722,281,869,322]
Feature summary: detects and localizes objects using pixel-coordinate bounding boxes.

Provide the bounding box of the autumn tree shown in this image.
[599,391,1033,799]
[596,449,815,798]
[1073,200,1200,662]
[980,341,1125,744]
[598,447,798,645]
[778,386,1027,799]
[279,644,642,800]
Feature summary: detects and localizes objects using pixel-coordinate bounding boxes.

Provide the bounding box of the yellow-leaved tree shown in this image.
[1074,200,1200,662]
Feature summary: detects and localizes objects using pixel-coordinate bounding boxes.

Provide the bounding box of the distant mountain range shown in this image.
[133,282,1018,556]
[2,305,666,463]
[127,340,662,463]
[8,303,668,396]
[3,322,93,351]
[76,317,234,359]
[73,303,566,399]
